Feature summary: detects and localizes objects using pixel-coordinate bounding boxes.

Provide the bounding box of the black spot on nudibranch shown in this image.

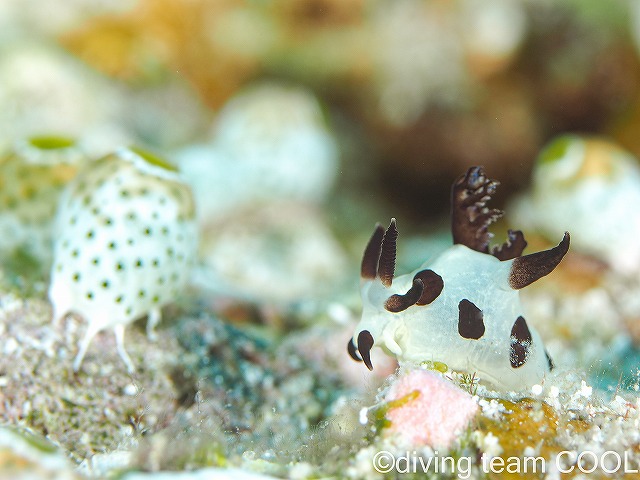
[545,349,554,371]
[414,269,444,305]
[347,338,362,362]
[510,316,532,368]
[357,330,374,371]
[458,299,485,340]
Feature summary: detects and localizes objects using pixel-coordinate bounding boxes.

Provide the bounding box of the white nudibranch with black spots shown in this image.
[49,147,197,373]
[348,167,570,391]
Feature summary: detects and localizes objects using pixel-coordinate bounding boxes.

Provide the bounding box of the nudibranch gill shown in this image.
[348,166,570,391]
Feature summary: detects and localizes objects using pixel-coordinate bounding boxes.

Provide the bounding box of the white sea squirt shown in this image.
[348,166,570,391]
[49,147,197,373]
[527,135,640,275]
[0,135,84,265]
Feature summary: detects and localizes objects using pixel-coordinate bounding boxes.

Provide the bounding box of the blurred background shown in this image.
[6,0,640,316]
[3,0,640,223]
[4,2,640,469]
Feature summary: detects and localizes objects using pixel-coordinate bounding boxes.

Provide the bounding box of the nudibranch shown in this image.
[348,166,570,391]
[49,147,197,373]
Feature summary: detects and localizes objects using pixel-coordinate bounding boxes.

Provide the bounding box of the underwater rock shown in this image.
[154,312,347,466]
[197,203,348,305]
[48,147,197,372]
[121,80,211,151]
[371,0,526,127]
[120,469,278,480]
[0,0,132,38]
[0,289,187,466]
[458,0,527,79]
[61,0,278,106]
[177,82,339,227]
[370,0,470,127]
[0,136,84,267]
[213,83,338,199]
[0,427,79,480]
[0,41,130,155]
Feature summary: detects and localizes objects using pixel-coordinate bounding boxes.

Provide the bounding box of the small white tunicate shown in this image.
[48,147,197,373]
[359,407,369,425]
[519,135,640,275]
[4,337,18,355]
[123,384,138,396]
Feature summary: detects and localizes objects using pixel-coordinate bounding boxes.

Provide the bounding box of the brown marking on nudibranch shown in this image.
[384,269,444,313]
[457,299,485,340]
[385,277,425,313]
[451,166,502,254]
[510,316,532,368]
[361,223,384,280]
[357,330,375,371]
[414,269,444,305]
[347,338,362,362]
[491,229,527,261]
[509,232,570,289]
[545,349,555,371]
[378,219,398,288]
[452,167,533,261]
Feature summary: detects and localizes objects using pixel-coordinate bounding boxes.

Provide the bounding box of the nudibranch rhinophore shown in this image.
[347,166,570,391]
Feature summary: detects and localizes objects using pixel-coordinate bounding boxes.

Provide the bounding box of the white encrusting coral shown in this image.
[48,147,197,372]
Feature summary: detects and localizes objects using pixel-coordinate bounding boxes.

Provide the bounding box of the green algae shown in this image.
[421,360,448,373]
[129,146,178,172]
[537,135,578,166]
[27,136,76,150]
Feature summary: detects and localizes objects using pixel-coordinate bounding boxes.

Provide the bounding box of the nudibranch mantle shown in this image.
[348,166,570,391]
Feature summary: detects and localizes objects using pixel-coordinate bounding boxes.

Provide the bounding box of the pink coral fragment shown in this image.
[385,369,478,449]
